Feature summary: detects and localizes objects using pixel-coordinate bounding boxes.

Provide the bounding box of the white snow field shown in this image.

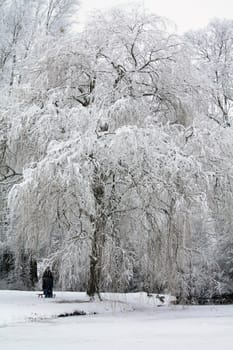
[0,290,233,350]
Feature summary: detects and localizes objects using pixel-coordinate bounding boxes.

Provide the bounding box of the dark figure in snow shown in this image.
[42,267,53,298]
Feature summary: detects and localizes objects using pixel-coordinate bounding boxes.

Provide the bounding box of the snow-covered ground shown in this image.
[0,290,233,349]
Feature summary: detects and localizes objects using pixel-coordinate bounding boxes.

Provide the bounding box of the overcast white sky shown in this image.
[79,0,233,32]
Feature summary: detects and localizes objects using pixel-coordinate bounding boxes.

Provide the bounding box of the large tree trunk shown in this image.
[87,213,106,298]
[87,170,106,298]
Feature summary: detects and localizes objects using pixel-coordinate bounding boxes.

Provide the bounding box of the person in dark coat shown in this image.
[42,266,53,298]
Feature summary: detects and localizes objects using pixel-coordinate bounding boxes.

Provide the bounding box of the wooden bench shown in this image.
[37,293,56,298]
[37,293,44,298]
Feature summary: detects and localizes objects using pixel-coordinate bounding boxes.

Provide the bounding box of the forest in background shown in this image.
[1,0,233,302]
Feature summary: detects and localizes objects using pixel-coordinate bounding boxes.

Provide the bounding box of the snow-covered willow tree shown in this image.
[8,123,210,297]
[2,3,233,300]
